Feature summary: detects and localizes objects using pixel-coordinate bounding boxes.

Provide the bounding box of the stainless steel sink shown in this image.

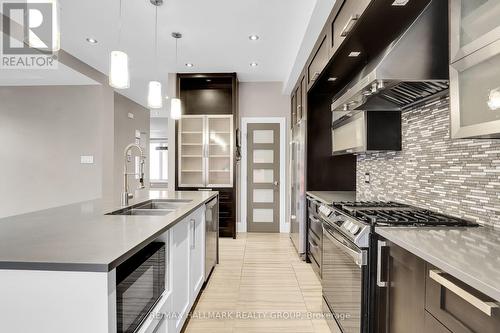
[106,199,192,216]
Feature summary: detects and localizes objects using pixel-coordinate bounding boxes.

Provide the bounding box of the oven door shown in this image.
[116,242,166,333]
[322,222,368,333]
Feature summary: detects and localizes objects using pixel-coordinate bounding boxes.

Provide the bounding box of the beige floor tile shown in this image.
[184,233,328,333]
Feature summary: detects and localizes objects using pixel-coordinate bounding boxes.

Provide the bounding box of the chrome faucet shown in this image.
[121,143,146,206]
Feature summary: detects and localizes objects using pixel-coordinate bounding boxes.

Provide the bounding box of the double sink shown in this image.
[107,199,192,216]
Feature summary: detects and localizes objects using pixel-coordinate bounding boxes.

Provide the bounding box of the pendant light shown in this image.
[170,32,183,120]
[109,0,130,89]
[147,0,163,109]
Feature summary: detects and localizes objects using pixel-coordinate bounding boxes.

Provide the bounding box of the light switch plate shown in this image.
[128,112,134,119]
[364,172,370,184]
[80,155,94,164]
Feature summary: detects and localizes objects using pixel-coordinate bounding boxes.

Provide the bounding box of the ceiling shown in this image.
[58,0,318,109]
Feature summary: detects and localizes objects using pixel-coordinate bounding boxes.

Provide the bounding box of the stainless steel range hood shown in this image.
[331,0,449,114]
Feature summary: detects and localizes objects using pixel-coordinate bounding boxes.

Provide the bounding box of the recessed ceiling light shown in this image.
[206,79,212,82]
[250,62,258,67]
[86,37,98,44]
[249,35,260,41]
[392,0,410,6]
[328,77,337,82]
[185,63,194,67]
[348,51,361,57]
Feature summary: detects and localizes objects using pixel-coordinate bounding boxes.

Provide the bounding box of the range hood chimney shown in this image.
[331,0,449,115]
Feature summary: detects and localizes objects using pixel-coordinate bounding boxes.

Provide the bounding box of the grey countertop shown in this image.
[376,226,500,302]
[0,190,217,272]
[306,191,357,205]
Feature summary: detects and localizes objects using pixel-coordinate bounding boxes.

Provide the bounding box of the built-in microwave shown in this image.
[116,242,165,333]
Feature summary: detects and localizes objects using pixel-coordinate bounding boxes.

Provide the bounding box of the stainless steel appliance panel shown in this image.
[322,222,367,333]
[116,242,165,333]
[205,197,218,280]
[290,120,306,255]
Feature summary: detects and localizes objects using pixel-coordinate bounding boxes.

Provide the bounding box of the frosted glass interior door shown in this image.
[247,123,280,233]
[207,115,233,187]
[178,116,205,187]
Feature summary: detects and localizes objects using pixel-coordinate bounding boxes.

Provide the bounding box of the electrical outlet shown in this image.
[364,172,370,184]
[80,155,94,164]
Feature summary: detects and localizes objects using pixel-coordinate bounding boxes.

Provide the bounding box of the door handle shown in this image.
[191,219,196,249]
[273,181,279,186]
[429,269,499,316]
[340,14,360,37]
[377,241,388,287]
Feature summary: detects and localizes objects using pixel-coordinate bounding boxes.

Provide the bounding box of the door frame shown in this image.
[240,117,287,233]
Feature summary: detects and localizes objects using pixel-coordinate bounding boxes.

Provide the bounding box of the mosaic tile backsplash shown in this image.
[357,96,500,227]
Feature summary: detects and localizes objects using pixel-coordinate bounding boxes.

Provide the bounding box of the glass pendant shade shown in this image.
[147,81,163,109]
[170,98,181,119]
[109,51,130,89]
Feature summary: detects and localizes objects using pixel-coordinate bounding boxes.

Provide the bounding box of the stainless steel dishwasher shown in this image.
[205,197,219,280]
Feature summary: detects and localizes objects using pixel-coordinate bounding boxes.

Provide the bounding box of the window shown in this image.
[150,140,168,184]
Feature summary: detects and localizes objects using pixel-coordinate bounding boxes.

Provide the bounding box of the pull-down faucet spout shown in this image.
[121,143,146,206]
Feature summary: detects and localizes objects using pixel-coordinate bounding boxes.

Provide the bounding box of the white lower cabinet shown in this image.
[189,208,205,305]
[170,215,191,333]
[169,206,206,333]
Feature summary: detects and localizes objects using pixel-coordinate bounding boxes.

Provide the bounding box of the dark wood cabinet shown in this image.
[378,241,500,333]
[307,34,329,90]
[378,241,426,333]
[175,73,238,239]
[306,196,322,279]
[425,265,500,333]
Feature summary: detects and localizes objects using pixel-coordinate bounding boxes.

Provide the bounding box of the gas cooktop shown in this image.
[331,201,477,227]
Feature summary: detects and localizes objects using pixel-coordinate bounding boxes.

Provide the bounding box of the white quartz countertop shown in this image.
[0,191,217,272]
[376,226,500,302]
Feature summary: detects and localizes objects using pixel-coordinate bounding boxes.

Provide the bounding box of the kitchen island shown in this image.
[0,190,218,333]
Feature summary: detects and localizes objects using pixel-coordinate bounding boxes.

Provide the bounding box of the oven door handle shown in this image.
[324,227,367,267]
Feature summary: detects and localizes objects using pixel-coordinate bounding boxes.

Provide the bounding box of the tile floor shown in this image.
[184,233,339,333]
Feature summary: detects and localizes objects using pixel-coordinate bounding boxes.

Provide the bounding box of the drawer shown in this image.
[308,233,321,265]
[308,214,322,239]
[309,253,321,279]
[425,265,500,333]
[307,34,328,88]
[424,311,451,333]
[307,198,320,215]
[332,0,371,52]
[219,201,234,216]
[217,189,234,202]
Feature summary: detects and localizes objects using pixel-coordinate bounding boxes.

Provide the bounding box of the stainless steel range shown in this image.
[318,201,477,333]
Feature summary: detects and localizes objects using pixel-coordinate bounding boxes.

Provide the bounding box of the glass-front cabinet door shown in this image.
[450,0,500,62]
[178,116,205,187]
[450,38,500,138]
[178,115,233,188]
[206,115,233,187]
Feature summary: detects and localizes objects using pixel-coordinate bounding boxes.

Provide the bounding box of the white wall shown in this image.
[237,82,291,232]
[0,52,151,218]
[113,93,151,201]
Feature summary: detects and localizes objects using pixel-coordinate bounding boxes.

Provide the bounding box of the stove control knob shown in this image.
[350,224,360,235]
[344,221,352,230]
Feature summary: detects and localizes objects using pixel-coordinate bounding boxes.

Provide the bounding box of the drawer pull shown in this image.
[340,14,360,37]
[429,269,499,316]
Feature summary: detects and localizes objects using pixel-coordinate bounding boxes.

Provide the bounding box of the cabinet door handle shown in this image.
[340,14,360,37]
[191,219,196,249]
[377,240,388,287]
[429,269,499,316]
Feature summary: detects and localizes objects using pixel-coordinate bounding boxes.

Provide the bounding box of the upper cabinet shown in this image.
[307,34,329,90]
[450,0,500,63]
[330,0,371,57]
[449,0,500,138]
